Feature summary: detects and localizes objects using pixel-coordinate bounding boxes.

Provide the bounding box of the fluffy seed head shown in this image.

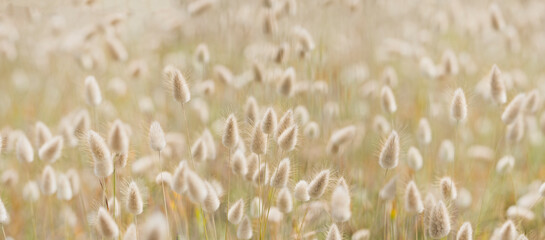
[439,140,455,162]
[523,90,540,114]
[191,138,207,162]
[417,118,432,145]
[245,154,259,181]
[201,129,216,161]
[202,182,220,213]
[381,86,397,114]
[41,165,57,195]
[440,177,457,201]
[166,67,191,104]
[379,176,396,201]
[23,181,40,202]
[244,96,259,125]
[277,187,293,213]
[35,121,52,148]
[275,110,294,139]
[304,122,320,139]
[294,180,310,201]
[441,50,459,76]
[294,26,315,52]
[0,198,9,224]
[172,161,188,194]
[155,172,173,188]
[308,170,329,199]
[502,94,526,125]
[331,183,351,222]
[214,65,233,85]
[88,131,113,178]
[352,229,370,240]
[506,206,534,221]
[228,199,244,224]
[123,224,137,240]
[56,174,73,201]
[498,220,517,240]
[251,121,268,155]
[456,222,473,240]
[278,67,295,97]
[250,197,262,218]
[489,65,506,105]
[517,235,528,240]
[489,3,505,31]
[16,135,34,163]
[327,125,356,155]
[126,181,143,215]
[237,216,253,239]
[539,182,545,197]
[222,114,240,149]
[270,158,290,188]
[96,207,119,238]
[428,201,451,239]
[404,181,424,214]
[39,136,63,163]
[326,224,342,240]
[194,43,210,64]
[85,76,102,106]
[149,121,166,152]
[231,150,248,176]
[254,163,269,186]
[506,116,524,143]
[277,125,298,152]
[142,212,168,240]
[185,169,208,203]
[496,155,515,175]
[407,147,423,171]
[108,120,129,154]
[252,61,265,83]
[379,130,399,169]
[72,110,91,137]
[451,88,467,122]
[66,169,81,195]
[261,108,277,134]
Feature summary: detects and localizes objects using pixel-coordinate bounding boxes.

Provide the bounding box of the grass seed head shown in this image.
[428,201,451,239]
[39,136,63,163]
[270,158,290,188]
[202,182,220,213]
[251,121,268,155]
[451,88,468,122]
[88,130,113,178]
[228,199,244,224]
[41,165,57,195]
[404,181,424,214]
[16,134,34,163]
[326,223,341,240]
[294,180,310,201]
[378,130,400,169]
[502,93,526,124]
[308,170,329,199]
[277,125,298,152]
[108,119,129,154]
[456,222,473,240]
[277,187,293,213]
[222,114,240,149]
[489,64,506,105]
[237,216,253,239]
[96,207,119,239]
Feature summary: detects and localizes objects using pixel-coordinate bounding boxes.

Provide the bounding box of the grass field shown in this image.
[0,0,544,239]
